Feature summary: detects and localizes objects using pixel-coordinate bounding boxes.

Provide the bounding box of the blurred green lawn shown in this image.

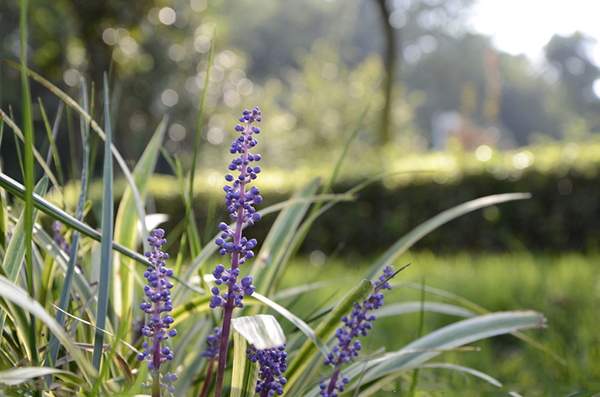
[278,252,600,396]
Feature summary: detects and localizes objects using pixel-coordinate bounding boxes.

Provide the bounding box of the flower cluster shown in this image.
[247,344,288,397]
[210,264,255,308]
[210,107,263,310]
[137,229,177,371]
[320,266,395,397]
[215,223,259,263]
[201,327,222,360]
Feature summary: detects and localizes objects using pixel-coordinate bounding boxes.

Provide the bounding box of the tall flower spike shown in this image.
[210,107,262,311]
[212,107,263,397]
[320,266,396,397]
[247,344,288,397]
[138,228,177,393]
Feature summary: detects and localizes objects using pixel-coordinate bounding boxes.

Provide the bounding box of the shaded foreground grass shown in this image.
[279,252,600,396]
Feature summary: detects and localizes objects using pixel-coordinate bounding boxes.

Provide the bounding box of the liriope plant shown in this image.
[0,88,546,396]
[0,3,549,396]
[0,93,545,397]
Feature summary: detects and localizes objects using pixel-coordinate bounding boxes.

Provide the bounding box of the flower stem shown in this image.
[198,360,214,397]
[214,237,243,397]
[214,129,250,397]
[214,302,233,397]
[326,368,340,395]
[152,371,161,397]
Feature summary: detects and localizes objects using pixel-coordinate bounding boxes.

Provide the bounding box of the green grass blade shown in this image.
[171,295,211,326]
[12,112,25,180]
[323,103,370,194]
[0,275,96,384]
[1,178,47,281]
[249,292,326,356]
[0,177,5,251]
[395,281,566,366]
[0,109,61,191]
[365,193,532,279]
[0,172,149,265]
[284,279,372,395]
[250,178,320,297]
[189,39,213,208]
[263,172,404,294]
[0,120,5,248]
[0,367,75,386]
[231,330,258,397]
[357,311,545,388]
[38,99,64,185]
[408,278,426,396]
[375,301,475,319]
[92,74,114,370]
[48,79,91,365]
[19,0,38,369]
[0,178,47,343]
[172,321,210,396]
[32,221,95,309]
[112,117,166,357]
[186,39,214,254]
[420,363,522,396]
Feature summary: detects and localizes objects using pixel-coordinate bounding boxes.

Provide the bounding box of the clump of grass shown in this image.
[0,5,549,396]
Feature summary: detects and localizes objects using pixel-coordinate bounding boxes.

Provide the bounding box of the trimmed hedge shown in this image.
[57,142,600,254]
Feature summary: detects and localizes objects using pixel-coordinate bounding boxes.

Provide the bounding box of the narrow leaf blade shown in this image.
[92,74,115,370]
[366,193,531,278]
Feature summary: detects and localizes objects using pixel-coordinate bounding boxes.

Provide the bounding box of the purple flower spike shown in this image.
[213,107,264,397]
[247,344,288,397]
[320,266,395,397]
[137,228,177,374]
[211,108,261,309]
[210,108,262,311]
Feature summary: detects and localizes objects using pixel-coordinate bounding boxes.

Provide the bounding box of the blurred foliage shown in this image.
[406,33,571,145]
[55,140,600,255]
[2,0,600,180]
[546,33,600,116]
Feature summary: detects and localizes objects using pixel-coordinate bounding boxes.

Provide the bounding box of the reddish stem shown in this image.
[198,359,214,397]
[214,126,250,397]
[326,368,341,395]
[151,245,164,397]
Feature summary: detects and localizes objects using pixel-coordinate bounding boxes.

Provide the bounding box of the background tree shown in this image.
[545,32,600,131]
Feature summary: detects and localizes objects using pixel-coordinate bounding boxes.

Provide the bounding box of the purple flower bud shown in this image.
[210,295,223,308]
[202,327,222,359]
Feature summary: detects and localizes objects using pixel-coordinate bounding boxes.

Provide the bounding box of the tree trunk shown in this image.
[373,0,399,144]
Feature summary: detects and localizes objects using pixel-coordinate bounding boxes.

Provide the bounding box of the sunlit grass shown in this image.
[281,251,600,394]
